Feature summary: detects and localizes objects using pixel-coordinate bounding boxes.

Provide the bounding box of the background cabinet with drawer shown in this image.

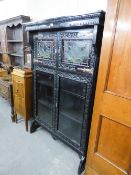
[12,69,32,131]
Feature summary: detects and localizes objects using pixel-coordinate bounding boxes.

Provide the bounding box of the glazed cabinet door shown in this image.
[57,77,86,145]
[86,0,131,175]
[55,72,93,155]
[35,70,55,128]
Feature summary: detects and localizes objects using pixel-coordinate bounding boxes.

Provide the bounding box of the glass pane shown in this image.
[36,71,54,126]
[37,40,54,59]
[38,103,52,125]
[58,78,86,145]
[60,78,86,97]
[37,72,54,87]
[59,114,82,145]
[62,39,92,65]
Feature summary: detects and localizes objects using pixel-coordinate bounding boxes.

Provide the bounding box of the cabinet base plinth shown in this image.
[30,120,40,133]
[78,156,86,175]
[51,134,58,141]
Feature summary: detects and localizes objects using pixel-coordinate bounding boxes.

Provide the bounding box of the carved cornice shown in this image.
[24,11,105,31]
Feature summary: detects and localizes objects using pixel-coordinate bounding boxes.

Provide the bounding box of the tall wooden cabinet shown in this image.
[12,69,32,131]
[86,0,131,175]
[25,12,105,174]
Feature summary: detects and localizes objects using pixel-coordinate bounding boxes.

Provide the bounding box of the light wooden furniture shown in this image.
[0,16,30,66]
[0,69,8,77]
[0,75,12,100]
[85,0,131,175]
[12,68,32,131]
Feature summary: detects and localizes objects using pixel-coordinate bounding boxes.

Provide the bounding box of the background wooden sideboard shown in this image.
[0,16,30,67]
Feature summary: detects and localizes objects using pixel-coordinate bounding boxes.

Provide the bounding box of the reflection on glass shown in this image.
[37,40,54,59]
[59,114,82,145]
[60,78,86,97]
[62,39,92,65]
[58,78,86,145]
[36,71,54,126]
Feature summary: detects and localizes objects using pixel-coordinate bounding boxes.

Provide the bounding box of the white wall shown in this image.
[0,0,107,21]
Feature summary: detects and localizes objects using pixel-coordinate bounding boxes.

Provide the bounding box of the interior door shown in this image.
[86,0,131,175]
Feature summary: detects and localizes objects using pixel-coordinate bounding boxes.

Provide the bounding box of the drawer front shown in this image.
[14,82,24,97]
[13,76,24,85]
[13,76,25,98]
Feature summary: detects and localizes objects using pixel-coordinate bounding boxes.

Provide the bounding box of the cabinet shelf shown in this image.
[3,15,30,66]
[7,40,23,43]
[60,109,83,124]
[37,80,53,87]
[62,89,85,99]
[38,98,53,109]
[8,53,23,57]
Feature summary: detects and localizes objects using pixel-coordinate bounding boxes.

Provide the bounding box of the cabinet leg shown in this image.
[78,156,86,175]
[51,134,58,140]
[25,120,28,132]
[78,154,82,159]
[30,120,40,133]
[15,113,17,123]
[10,84,15,122]
[11,113,15,122]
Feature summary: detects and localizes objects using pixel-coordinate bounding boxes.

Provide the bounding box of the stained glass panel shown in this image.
[62,39,92,65]
[37,40,54,59]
